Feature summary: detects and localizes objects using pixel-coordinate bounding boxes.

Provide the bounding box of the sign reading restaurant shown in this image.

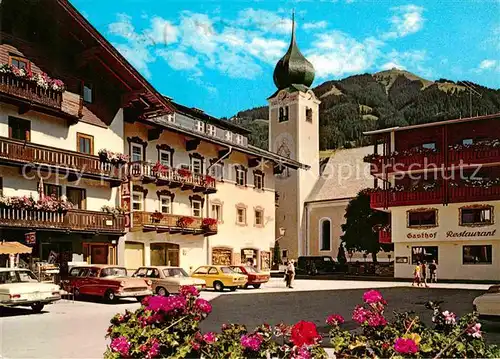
[406,229,496,240]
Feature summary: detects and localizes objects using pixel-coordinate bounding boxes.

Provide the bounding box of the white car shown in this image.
[0,268,61,313]
[473,285,500,317]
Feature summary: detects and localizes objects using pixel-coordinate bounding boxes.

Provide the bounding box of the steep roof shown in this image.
[306,146,374,202]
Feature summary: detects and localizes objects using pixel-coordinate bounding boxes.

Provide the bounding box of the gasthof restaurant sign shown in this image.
[406,230,497,240]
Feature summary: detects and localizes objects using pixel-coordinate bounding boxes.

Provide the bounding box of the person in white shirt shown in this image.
[285,260,295,288]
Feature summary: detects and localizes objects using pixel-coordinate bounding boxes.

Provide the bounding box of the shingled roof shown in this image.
[306,146,374,202]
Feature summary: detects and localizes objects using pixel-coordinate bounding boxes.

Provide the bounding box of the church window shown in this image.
[320,218,331,251]
[306,108,313,123]
[278,106,289,122]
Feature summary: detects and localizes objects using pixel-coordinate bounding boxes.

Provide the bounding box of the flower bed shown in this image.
[0,195,73,212]
[98,149,129,165]
[0,64,65,92]
[104,288,500,359]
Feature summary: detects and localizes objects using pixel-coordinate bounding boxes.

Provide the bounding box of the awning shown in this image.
[0,242,32,255]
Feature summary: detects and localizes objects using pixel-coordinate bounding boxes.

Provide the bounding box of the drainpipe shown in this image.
[204,146,233,265]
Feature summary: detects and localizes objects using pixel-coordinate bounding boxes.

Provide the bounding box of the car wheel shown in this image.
[104,290,117,303]
[253,284,261,289]
[156,287,169,297]
[31,303,44,313]
[229,286,237,291]
[73,287,81,298]
[242,284,249,289]
[213,281,224,292]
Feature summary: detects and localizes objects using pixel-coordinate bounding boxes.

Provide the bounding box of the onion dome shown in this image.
[273,13,315,90]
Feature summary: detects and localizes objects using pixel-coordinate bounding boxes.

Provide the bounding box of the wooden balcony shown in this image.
[449,147,500,167]
[130,162,217,194]
[370,188,444,208]
[367,153,444,175]
[0,136,123,185]
[379,229,391,244]
[0,72,82,121]
[132,211,217,236]
[449,185,500,203]
[0,208,125,234]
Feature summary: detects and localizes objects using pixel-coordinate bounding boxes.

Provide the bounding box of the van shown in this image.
[297,256,337,275]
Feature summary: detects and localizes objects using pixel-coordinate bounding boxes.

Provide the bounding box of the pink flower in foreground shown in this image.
[194,298,212,314]
[394,338,419,354]
[442,311,457,325]
[180,285,199,298]
[363,290,385,304]
[352,305,371,324]
[146,339,160,359]
[110,336,131,357]
[326,314,345,326]
[240,334,263,351]
[467,323,482,339]
[203,332,217,344]
[367,313,387,327]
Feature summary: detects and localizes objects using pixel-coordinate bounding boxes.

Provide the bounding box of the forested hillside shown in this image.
[231,69,500,150]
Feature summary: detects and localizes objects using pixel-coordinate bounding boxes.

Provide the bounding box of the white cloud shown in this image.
[156,49,199,72]
[384,5,425,39]
[237,8,292,34]
[144,16,179,46]
[474,59,500,73]
[114,42,154,78]
[380,62,405,71]
[217,50,263,79]
[179,12,218,57]
[307,31,383,78]
[382,49,432,77]
[303,21,328,30]
[247,37,287,64]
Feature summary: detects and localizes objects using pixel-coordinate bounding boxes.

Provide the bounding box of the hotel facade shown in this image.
[365,114,500,281]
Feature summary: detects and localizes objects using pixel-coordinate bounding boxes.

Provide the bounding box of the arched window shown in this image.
[320,218,331,251]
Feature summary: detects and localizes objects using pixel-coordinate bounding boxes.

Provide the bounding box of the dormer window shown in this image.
[207,124,216,137]
[225,131,233,142]
[236,134,243,145]
[83,84,93,104]
[9,56,29,70]
[167,114,175,123]
[196,121,204,132]
[279,106,289,123]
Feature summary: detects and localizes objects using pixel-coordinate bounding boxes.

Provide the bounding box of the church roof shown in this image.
[306,146,375,202]
[273,14,315,90]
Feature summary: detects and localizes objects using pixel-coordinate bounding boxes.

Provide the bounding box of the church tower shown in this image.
[269,14,320,260]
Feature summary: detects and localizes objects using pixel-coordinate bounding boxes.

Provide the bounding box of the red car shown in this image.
[61,265,152,302]
[230,266,269,289]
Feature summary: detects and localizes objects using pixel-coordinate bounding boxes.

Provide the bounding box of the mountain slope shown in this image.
[232,69,500,150]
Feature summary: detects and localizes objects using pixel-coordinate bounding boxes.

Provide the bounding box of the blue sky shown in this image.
[73,0,500,118]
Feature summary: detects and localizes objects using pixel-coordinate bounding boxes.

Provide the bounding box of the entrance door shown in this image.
[90,245,108,264]
[150,243,179,266]
[125,242,144,271]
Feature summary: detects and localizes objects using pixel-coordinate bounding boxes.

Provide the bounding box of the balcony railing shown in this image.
[130,162,217,193]
[449,147,500,166]
[366,153,444,175]
[0,136,122,181]
[0,72,82,119]
[379,229,391,244]
[449,185,500,203]
[132,211,217,235]
[0,208,125,233]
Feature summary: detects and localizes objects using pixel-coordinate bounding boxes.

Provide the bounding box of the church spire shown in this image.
[273,11,315,90]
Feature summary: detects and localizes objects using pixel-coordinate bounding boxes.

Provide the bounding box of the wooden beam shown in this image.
[75,46,101,68]
[95,57,133,91]
[121,90,146,107]
[186,139,201,152]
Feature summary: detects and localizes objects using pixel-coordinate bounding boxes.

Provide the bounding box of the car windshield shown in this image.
[0,270,38,284]
[163,268,189,278]
[220,267,234,274]
[245,266,258,273]
[487,285,500,294]
[100,267,127,277]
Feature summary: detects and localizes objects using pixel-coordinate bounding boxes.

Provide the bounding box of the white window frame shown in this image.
[236,207,246,225]
[132,192,144,211]
[131,143,143,163]
[254,173,263,190]
[319,217,332,252]
[236,169,245,186]
[196,121,204,132]
[211,202,222,222]
[159,195,171,214]
[236,134,243,145]
[159,150,171,167]
[191,158,203,174]
[192,200,203,217]
[167,114,175,123]
[225,131,233,142]
[207,124,216,137]
[254,209,264,226]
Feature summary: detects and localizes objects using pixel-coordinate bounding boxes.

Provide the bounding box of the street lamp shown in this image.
[275,227,286,241]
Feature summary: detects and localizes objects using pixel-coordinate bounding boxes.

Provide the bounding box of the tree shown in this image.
[341,190,389,262]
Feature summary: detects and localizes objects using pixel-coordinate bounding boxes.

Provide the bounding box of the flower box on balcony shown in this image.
[178,168,192,178]
[98,149,129,165]
[202,217,217,231]
[151,211,164,223]
[177,216,194,228]
[152,161,169,176]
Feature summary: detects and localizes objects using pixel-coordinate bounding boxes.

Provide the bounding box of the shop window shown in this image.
[159,195,171,214]
[279,106,289,122]
[66,187,86,209]
[407,209,437,228]
[191,200,202,217]
[9,56,29,70]
[132,192,144,211]
[320,218,331,251]
[255,208,264,227]
[463,245,492,264]
[411,246,438,265]
[83,84,93,104]
[77,133,94,155]
[460,206,493,226]
[44,184,61,199]
[8,117,30,141]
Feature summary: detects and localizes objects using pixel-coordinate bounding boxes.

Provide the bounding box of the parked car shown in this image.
[61,265,152,302]
[297,256,337,275]
[473,285,500,317]
[0,268,60,313]
[191,265,247,292]
[230,266,269,289]
[132,266,206,296]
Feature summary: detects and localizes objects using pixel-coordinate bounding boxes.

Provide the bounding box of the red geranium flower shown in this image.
[290,321,321,347]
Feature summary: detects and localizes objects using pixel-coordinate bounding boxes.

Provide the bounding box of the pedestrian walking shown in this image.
[421,261,429,288]
[412,261,421,286]
[429,260,438,283]
[285,259,295,288]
